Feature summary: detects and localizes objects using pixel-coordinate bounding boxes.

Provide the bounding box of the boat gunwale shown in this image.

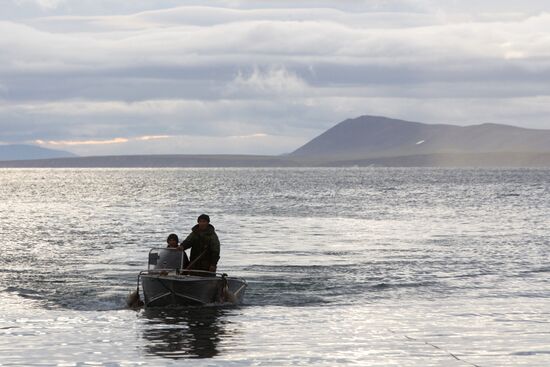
[139,270,247,284]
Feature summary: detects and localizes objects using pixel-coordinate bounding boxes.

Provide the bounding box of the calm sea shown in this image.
[0,168,549,366]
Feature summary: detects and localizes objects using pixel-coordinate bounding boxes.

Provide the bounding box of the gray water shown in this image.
[0,167,549,366]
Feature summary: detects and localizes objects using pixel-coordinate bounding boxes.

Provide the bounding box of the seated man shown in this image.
[166,233,179,248]
[163,233,189,269]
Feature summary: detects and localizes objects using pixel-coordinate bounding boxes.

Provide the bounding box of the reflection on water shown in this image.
[141,307,229,359]
[2,168,549,366]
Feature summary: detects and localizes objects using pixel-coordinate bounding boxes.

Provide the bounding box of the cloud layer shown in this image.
[1,1,550,155]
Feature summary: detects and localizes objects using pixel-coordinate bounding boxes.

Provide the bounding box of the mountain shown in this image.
[290,115,550,165]
[0,144,77,161]
[1,116,550,167]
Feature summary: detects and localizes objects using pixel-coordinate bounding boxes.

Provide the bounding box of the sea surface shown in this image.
[0,167,549,366]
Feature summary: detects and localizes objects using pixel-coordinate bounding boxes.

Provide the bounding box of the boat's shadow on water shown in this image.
[140,307,233,359]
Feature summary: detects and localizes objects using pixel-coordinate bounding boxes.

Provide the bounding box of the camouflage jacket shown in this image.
[181,224,220,271]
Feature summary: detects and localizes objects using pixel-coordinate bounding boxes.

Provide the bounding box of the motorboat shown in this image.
[130,248,247,308]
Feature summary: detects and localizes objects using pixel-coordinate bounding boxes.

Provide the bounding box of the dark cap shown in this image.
[197,214,210,223]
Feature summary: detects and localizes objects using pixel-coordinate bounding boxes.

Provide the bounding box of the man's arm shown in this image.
[208,233,221,271]
[179,232,194,250]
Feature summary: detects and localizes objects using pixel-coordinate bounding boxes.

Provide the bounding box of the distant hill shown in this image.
[0,144,77,161]
[1,116,550,167]
[290,115,550,165]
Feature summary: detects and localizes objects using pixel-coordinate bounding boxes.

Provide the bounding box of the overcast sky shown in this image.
[1,0,550,156]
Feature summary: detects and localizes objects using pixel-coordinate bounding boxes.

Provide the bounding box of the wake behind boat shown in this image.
[129,248,247,308]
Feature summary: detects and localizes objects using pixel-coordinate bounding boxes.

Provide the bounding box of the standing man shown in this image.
[180,214,220,273]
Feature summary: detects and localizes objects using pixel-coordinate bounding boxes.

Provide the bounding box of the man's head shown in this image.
[166,233,179,248]
[197,214,210,231]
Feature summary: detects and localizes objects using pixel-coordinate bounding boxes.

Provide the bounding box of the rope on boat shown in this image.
[387,329,482,367]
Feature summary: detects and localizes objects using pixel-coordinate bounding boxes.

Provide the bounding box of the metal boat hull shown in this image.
[141,273,247,307]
